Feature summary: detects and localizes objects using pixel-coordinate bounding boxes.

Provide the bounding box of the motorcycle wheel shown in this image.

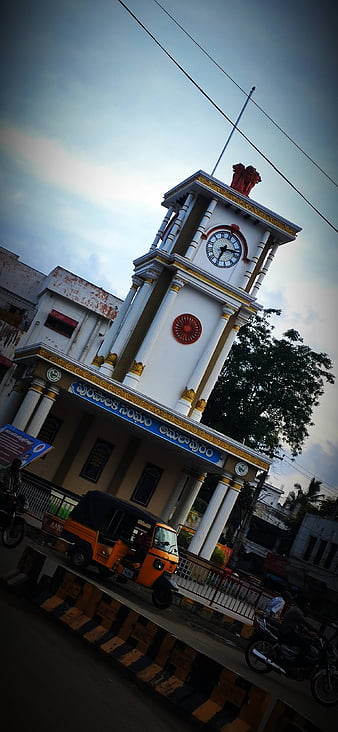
[245,639,274,674]
[311,668,338,706]
[1,517,26,548]
[152,587,172,610]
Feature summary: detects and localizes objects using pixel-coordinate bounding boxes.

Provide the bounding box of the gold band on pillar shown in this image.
[195,399,207,413]
[106,352,118,366]
[92,355,104,366]
[44,388,58,400]
[130,361,145,376]
[179,387,195,403]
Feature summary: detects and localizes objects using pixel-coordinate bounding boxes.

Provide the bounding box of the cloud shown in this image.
[0,123,163,210]
[271,439,338,499]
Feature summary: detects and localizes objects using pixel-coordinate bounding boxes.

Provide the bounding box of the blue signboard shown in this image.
[0,424,52,468]
[69,381,223,467]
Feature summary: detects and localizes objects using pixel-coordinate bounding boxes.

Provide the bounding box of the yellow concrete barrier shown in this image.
[33,564,319,731]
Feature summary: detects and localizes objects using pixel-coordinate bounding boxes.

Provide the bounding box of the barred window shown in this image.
[80,439,113,483]
[131,463,163,507]
[38,415,63,445]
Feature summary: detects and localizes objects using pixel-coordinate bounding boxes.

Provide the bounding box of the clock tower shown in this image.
[96,166,300,424]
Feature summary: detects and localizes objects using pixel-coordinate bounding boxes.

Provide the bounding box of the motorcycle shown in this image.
[245,612,338,707]
[0,491,28,548]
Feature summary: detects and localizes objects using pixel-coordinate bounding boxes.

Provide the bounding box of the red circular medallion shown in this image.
[172,313,202,344]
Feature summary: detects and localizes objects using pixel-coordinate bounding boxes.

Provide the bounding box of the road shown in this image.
[0,583,197,732]
[0,538,336,731]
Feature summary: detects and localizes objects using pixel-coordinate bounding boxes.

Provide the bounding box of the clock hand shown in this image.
[218,244,229,257]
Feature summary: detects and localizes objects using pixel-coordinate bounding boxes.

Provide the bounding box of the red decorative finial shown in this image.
[230,163,262,196]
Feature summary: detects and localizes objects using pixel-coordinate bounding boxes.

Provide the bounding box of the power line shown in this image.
[152,0,338,189]
[280,456,338,495]
[117,1,338,234]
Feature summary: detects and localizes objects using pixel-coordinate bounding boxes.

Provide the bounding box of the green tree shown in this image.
[284,478,338,526]
[202,309,334,458]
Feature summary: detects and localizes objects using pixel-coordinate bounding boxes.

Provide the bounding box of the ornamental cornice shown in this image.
[197,175,298,236]
[171,259,257,307]
[18,345,270,469]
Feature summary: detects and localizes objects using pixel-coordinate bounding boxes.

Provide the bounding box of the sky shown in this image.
[0,0,337,501]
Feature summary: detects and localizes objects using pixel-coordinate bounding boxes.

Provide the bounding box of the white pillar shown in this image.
[251,243,279,298]
[160,194,195,253]
[161,471,191,523]
[185,198,218,260]
[190,307,251,421]
[200,481,242,560]
[240,230,270,291]
[151,206,175,249]
[175,305,235,416]
[99,277,152,378]
[25,385,60,437]
[11,378,46,432]
[95,278,141,364]
[123,277,184,389]
[169,473,207,530]
[188,473,232,555]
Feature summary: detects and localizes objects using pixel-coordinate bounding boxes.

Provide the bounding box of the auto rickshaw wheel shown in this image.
[152,587,173,609]
[70,543,92,569]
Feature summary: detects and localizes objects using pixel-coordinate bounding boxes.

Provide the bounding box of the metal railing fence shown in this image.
[175,550,272,619]
[21,471,79,521]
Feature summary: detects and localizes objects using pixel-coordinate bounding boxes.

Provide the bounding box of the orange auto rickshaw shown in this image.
[61,490,180,609]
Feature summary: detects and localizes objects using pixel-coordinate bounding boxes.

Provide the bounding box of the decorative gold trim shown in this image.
[195,399,207,412]
[16,346,270,470]
[231,481,243,492]
[92,355,104,367]
[196,175,298,236]
[31,384,44,394]
[219,476,231,485]
[44,389,58,400]
[129,360,144,376]
[106,353,117,366]
[180,387,195,403]
[170,259,257,307]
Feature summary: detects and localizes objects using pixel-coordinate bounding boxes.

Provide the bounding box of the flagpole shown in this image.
[211,86,255,177]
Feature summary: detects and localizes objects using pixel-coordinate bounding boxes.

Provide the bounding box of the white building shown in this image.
[0,165,301,560]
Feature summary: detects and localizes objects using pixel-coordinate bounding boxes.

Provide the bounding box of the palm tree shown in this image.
[284,478,323,530]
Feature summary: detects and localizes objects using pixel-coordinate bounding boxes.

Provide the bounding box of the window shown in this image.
[38,415,63,444]
[44,309,78,338]
[80,439,113,483]
[324,543,338,570]
[131,463,163,507]
[313,539,327,565]
[303,535,316,561]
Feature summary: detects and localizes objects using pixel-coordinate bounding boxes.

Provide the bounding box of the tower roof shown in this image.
[162,170,301,245]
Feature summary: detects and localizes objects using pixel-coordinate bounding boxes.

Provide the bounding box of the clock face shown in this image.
[234,461,249,477]
[206,230,242,268]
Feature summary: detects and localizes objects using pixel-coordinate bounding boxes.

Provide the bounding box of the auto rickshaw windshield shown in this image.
[153,525,178,554]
